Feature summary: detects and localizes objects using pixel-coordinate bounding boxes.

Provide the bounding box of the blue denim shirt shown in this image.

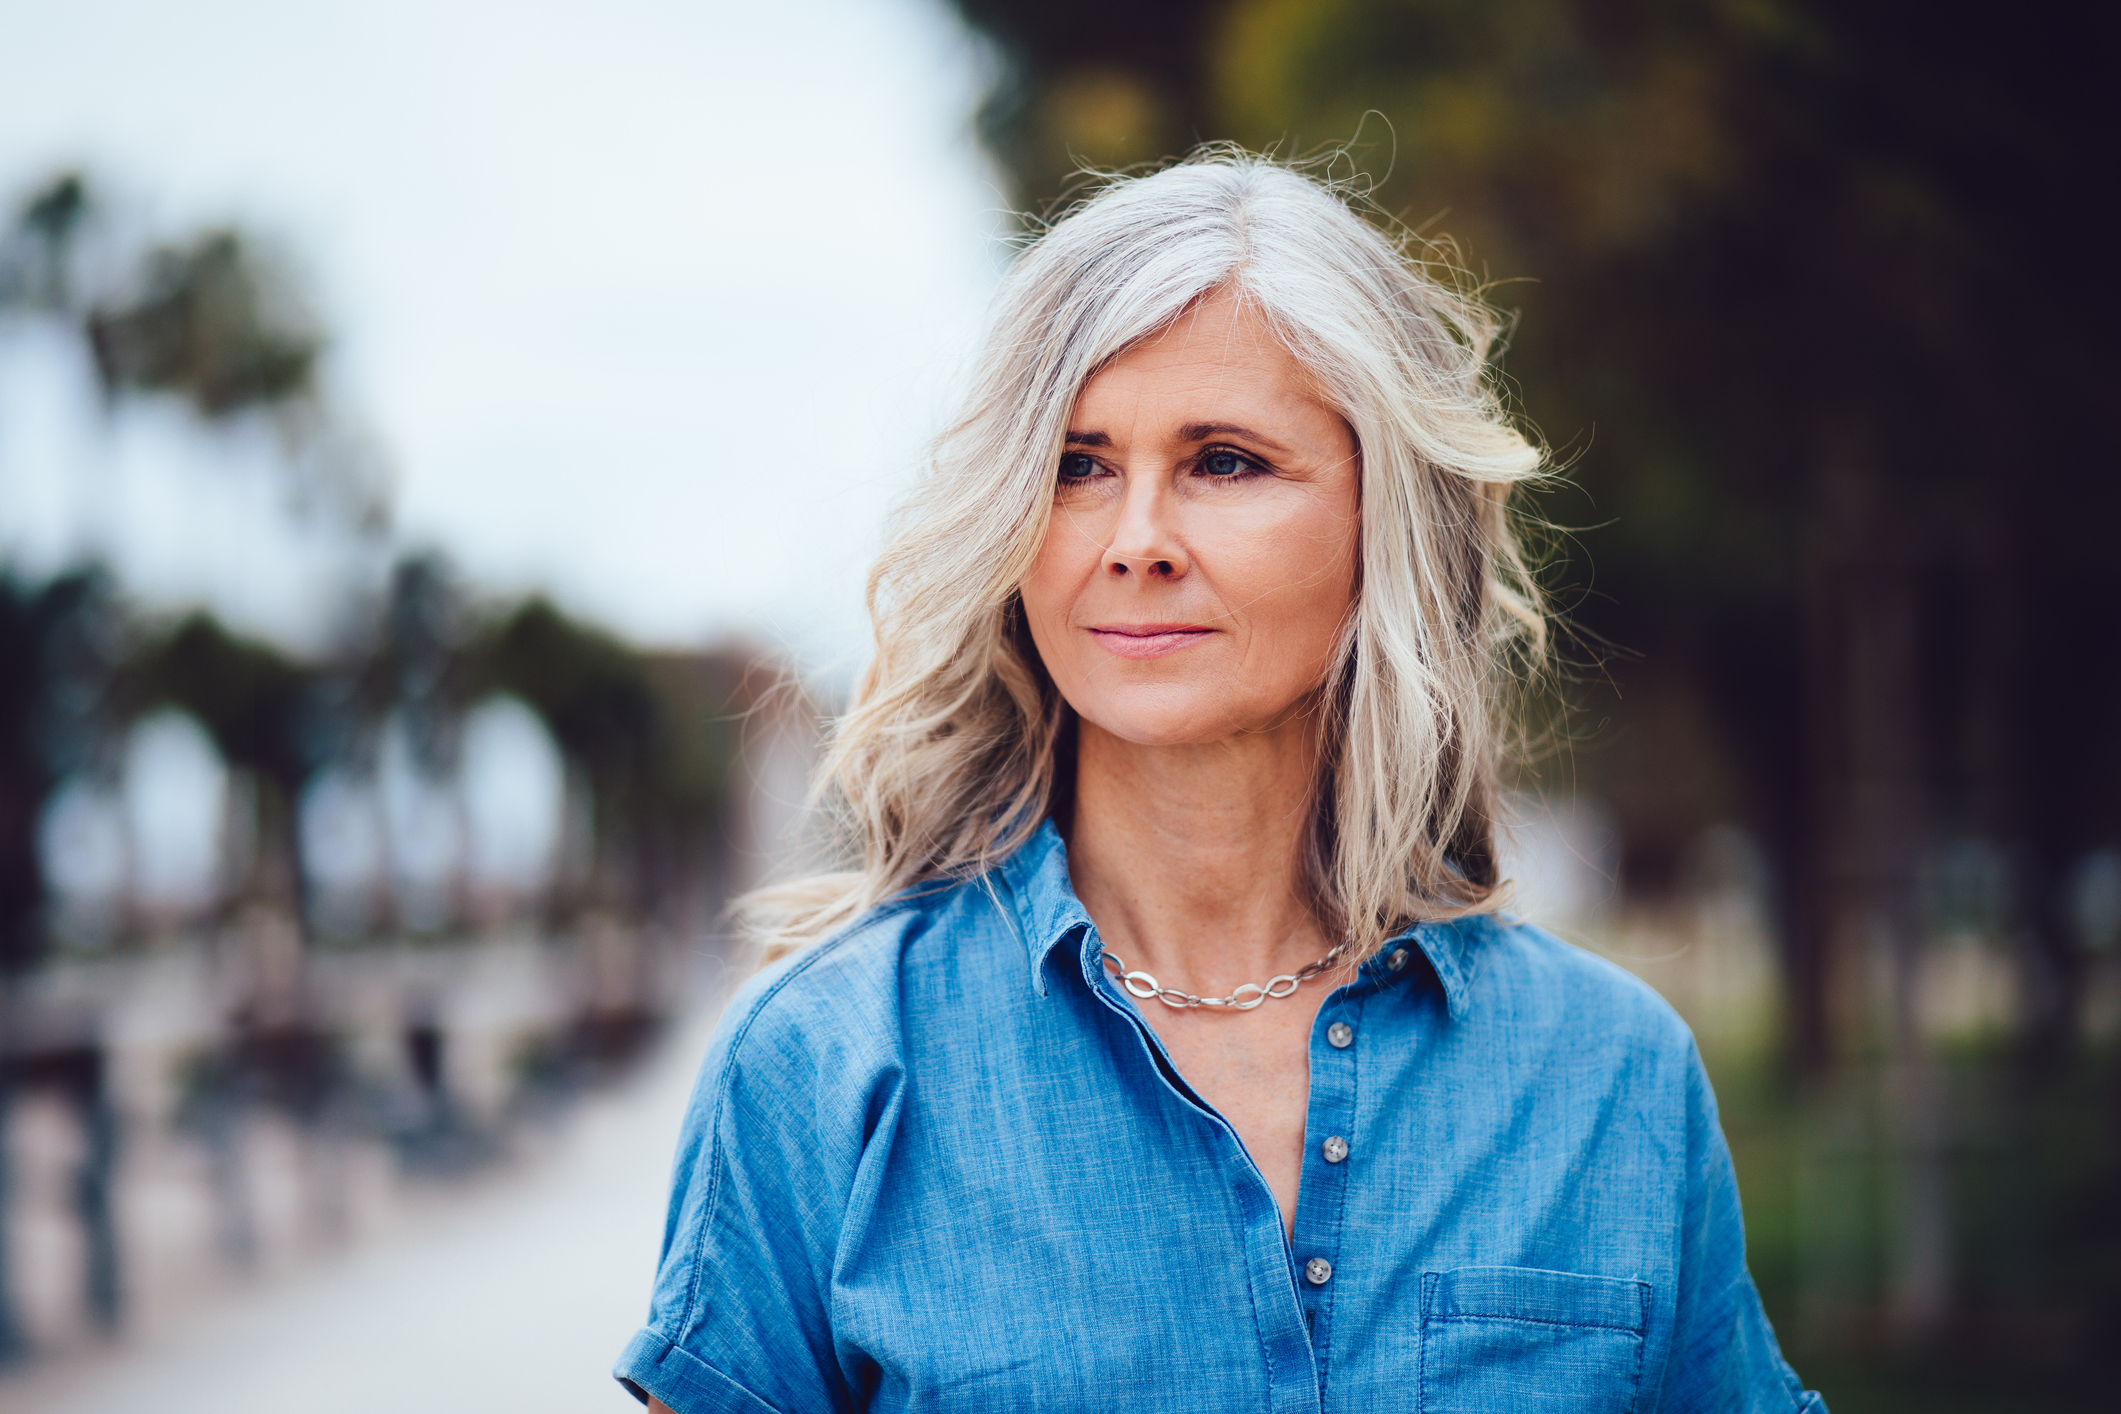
[616,822,1823,1413]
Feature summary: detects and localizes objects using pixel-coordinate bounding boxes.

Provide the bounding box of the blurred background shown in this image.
[0,1,2112,1411]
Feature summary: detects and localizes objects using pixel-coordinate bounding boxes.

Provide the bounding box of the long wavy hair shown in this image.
[748,148,1548,964]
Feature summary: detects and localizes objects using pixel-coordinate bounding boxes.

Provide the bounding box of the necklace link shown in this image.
[1100,945,1345,1011]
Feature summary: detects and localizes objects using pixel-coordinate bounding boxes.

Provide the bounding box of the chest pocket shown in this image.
[1417,1266,1651,1414]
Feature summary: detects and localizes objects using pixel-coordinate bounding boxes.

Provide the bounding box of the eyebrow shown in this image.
[1061,423,1293,452]
[1180,422,1291,452]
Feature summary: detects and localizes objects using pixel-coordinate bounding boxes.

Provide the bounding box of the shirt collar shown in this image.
[996,819,1094,998]
[995,818,1479,1021]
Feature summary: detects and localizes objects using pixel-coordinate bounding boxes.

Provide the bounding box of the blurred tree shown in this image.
[0,171,391,957]
[1,170,391,537]
[0,172,87,310]
[131,614,309,921]
[0,569,130,976]
[948,0,2121,1075]
[86,228,319,416]
[0,169,761,1350]
[476,597,737,925]
[953,0,1225,201]
[83,218,390,535]
[479,597,654,905]
[0,581,63,981]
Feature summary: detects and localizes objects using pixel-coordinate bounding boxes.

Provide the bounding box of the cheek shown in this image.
[1227,504,1359,654]
[1019,526,1086,660]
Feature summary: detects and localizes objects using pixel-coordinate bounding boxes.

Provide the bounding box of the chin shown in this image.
[1074,690,1252,748]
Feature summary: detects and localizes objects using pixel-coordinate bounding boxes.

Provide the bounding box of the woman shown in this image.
[616,151,1823,1413]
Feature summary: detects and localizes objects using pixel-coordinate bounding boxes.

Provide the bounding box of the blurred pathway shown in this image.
[0,1007,714,1413]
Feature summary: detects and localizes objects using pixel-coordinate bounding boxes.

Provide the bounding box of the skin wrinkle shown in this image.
[1018,286,1362,1236]
[1048,461,1355,659]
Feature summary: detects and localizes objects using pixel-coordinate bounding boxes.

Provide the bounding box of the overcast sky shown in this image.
[0,0,1006,671]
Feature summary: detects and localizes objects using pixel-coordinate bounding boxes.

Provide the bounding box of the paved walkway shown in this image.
[0,1010,712,1413]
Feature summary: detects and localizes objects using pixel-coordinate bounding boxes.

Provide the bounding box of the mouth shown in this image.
[1085,623,1216,660]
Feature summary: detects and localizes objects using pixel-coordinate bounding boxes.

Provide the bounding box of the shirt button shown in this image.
[1326,1021,1354,1049]
[1305,1257,1334,1286]
[1321,1135,1349,1164]
[1388,948,1409,971]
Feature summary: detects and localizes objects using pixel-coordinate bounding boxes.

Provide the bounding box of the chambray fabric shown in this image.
[616,821,1824,1413]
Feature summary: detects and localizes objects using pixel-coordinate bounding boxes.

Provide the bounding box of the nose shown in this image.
[1100,476,1189,581]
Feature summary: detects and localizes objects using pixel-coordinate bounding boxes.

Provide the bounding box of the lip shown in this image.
[1085,623,1216,660]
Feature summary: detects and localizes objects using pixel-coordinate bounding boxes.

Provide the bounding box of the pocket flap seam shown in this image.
[1426,1311,1645,1334]
[1421,1266,1650,1334]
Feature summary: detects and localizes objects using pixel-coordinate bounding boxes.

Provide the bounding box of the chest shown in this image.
[840,984,1687,1413]
[1134,989,1327,1234]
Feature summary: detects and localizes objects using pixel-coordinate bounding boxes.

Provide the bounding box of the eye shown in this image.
[1199,448,1263,478]
[1058,452,1103,481]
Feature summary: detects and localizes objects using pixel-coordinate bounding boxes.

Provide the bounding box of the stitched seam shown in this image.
[1234,1190,1274,1414]
[1417,1313,1644,1414]
[1621,1280,1647,1414]
[632,1328,794,1414]
[1417,1273,1438,1414]
[1618,1312,1646,1414]
[678,920,883,1331]
[1637,1280,1654,1414]
[1427,1313,1648,1334]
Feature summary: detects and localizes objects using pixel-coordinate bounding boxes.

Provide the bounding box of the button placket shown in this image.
[1295,987,1369,1384]
[1083,930,1320,1411]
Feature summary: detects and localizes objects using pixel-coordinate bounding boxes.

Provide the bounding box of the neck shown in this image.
[1064,710,1332,993]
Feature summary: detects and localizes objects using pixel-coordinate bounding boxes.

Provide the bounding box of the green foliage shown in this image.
[4,172,88,308]
[480,598,656,786]
[5,172,387,533]
[19,173,87,246]
[1706,1040,2121,1411]
[479,596,740,813]
[951,0,1224,202]
[85,229,320,416]
[133,613,306,786]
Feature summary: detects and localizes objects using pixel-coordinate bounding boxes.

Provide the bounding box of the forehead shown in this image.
[1075,289,1329,414]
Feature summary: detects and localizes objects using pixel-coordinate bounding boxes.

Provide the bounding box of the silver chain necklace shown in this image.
[1100,944,1347,1011]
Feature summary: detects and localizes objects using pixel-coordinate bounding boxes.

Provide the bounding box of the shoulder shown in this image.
[701,877,1016,1104]
[1429,913,1716,1150]
[1455,912,1699,1060]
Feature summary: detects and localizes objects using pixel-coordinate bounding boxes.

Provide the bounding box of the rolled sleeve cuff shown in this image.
[613,1328,785,1414]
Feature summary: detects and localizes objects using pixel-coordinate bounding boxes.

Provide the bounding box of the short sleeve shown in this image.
[1654,1043,1827,1413]
[614,958,898,1413]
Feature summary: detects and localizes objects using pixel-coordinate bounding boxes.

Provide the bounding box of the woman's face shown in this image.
[1020,288,1361,748]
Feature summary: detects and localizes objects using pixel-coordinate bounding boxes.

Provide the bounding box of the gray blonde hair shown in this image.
[751,148,1547,963]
